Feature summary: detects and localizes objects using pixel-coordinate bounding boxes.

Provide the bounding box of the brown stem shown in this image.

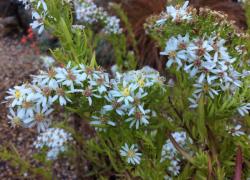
[233,146,243,180]
[182,123,199,147]
[206,125,221,168]
[168,133,194,164]
[168,97,198,147]
[207,155,213,180]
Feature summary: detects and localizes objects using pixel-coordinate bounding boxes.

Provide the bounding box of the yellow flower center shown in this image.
[138,79,145,88]
[203,84,209,93]
[15,90,21,99]
[35,113,44,122]
[169,51,177,58]
[56,88,65,96]
[22,101,33,109]
[12,117,21,127]
[100,116,107,123]
[122,88,130,97]
[127,150,135,158]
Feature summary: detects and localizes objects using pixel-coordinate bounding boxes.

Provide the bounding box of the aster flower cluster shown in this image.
[34,128,72,159]
[96,66,165,130]
[160,33,250,113]
[74,0,100,24]
[5,62,164,165]
[5,62,164,133]
[156,1,192,25]
[161,132,188,176]
[5,62,107,131]
[74,0,122,34]
[6,84,54,132]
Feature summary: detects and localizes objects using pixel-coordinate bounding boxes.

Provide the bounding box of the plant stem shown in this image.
[233,146,243,180]
[206,125,221,168]
[207,154,214,180]
[168,133,194,164]
[168,97,198,147]
[168,96,183,120]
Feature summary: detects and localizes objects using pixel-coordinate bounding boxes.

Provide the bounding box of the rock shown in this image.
[0,0,31,36]
[0,16,18,37]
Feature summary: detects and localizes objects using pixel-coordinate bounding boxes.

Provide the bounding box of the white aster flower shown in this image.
[79,65,98,80]
[7,108,24,128]
[126,106,150,129]
[32,69,59,90]
[52,87,71,106]
[110,82,136,106]
[210,37,229,60]
[90,111,116,131]
[55,62,85,91]
[193,83,219,99]
[19,100,35,117]
[89,72,110,94]
[184,57,216,82]
[29,86,54,108]
[71,86,101,106]
[120,143,142,165]
[102,94,127,116]
[160,36,187,69]
[227,124,245,136]
[30,11,45,34]
[188,38,213,60]
[5,84,32,107]
[237,103,250,117]
[166,1,192,22]
[22,105,53,132]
